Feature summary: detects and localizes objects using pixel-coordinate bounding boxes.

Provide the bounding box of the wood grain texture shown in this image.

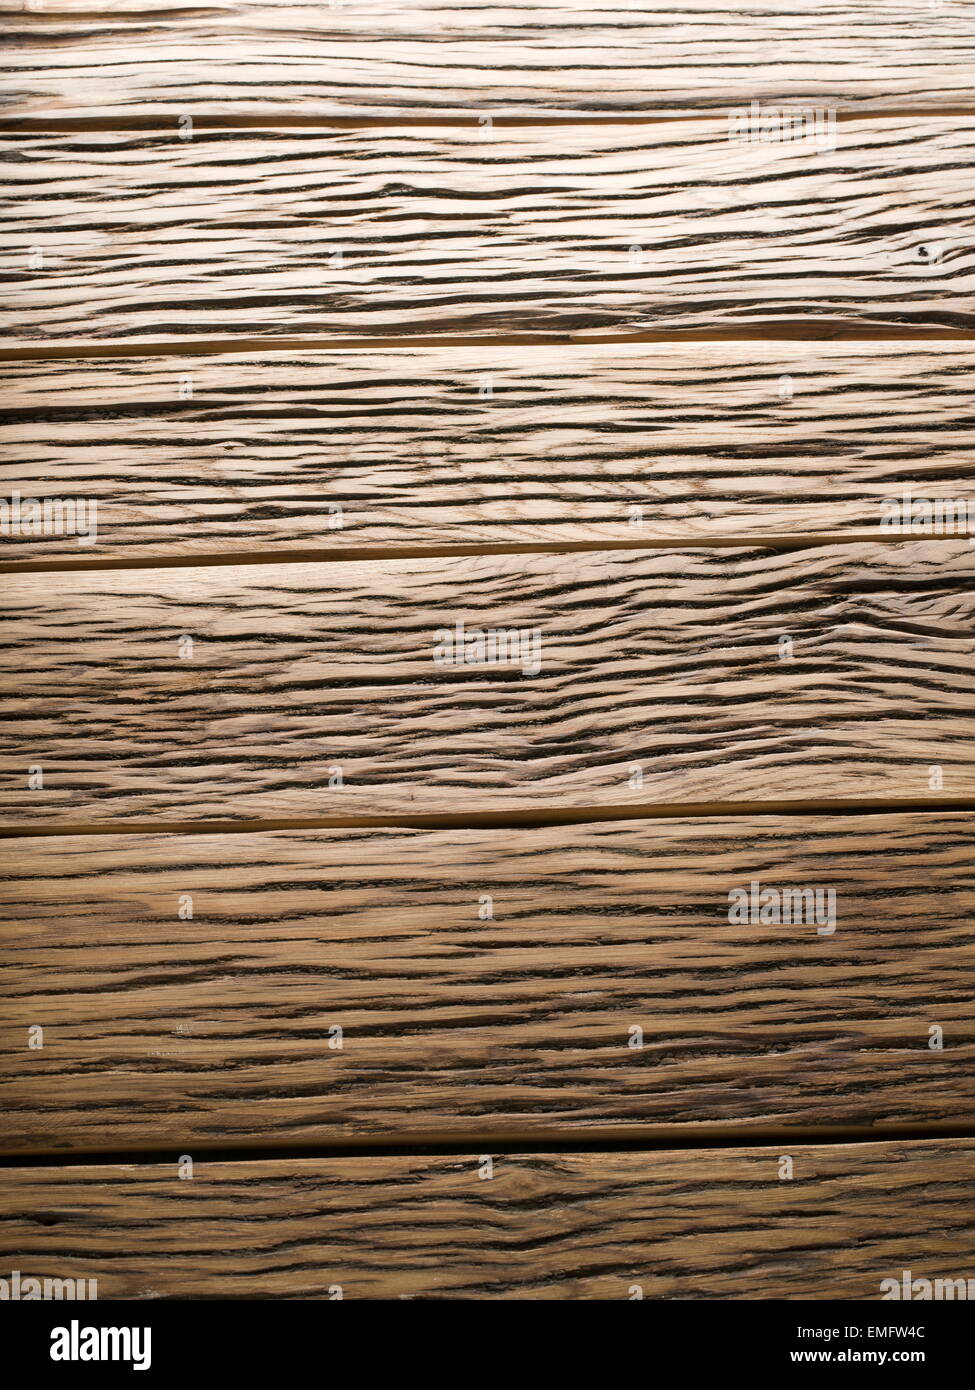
[4,343,975,560]
[2,1140,973,1298]
[2,815,974,1154]
[3,121,975,344]
[3,1,975,120]
[1,541,973,824]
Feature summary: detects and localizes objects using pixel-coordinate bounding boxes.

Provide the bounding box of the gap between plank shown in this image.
[7,110,975,134]
[5,1122,975,1171]
[2,797,973,839]
[4,326,975,363]
[0,533,952,576]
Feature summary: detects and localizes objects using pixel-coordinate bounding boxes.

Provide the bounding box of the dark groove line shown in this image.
[4,1121,975,1171]
[4,326,975,363]
[2,798,974,840]
[6,110,975,134]
[0,532,955,576]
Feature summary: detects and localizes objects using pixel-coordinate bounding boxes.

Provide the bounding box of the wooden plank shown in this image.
[3,121,975,344]
[3,343,975,561]
[2,815,974,1154]
[3,2,975,120]
[1,542,973,825]
[1,1140,973,1298]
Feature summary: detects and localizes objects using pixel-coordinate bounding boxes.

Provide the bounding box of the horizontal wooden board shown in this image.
[3,2,975,119]
[3,343,975,560]
[2,1140,973,1298]
[3,121,975,343]
[2,541,974,824]
[1,815,974,1154]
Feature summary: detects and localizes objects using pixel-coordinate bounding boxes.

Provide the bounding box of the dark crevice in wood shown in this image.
[4,327,975,363]
[2,798,974,839]
[1,533,961,576]
[4,1122,975,1169]
[7,111,975,134]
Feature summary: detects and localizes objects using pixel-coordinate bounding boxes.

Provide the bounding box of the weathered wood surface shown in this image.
[1,815,973,1154]
[2,0,974,1313]
[3,344,975,560]
[4,121,975,344]
[2,1140,973,1298]
[3,1,975,120]
[1,541,973,824]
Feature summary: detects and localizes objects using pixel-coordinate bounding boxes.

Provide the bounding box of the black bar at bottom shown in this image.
[1,1299,967,1377]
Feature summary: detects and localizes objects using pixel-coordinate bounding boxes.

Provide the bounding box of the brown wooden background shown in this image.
[1,0,974,1299]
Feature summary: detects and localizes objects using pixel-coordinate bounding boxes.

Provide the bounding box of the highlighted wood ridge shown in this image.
[2,343,975,563]
[2,0,975,120]
[3,121,975,345]
[1,541,972,824]
[1,815,973,1154]
[0,1141,973,1299]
